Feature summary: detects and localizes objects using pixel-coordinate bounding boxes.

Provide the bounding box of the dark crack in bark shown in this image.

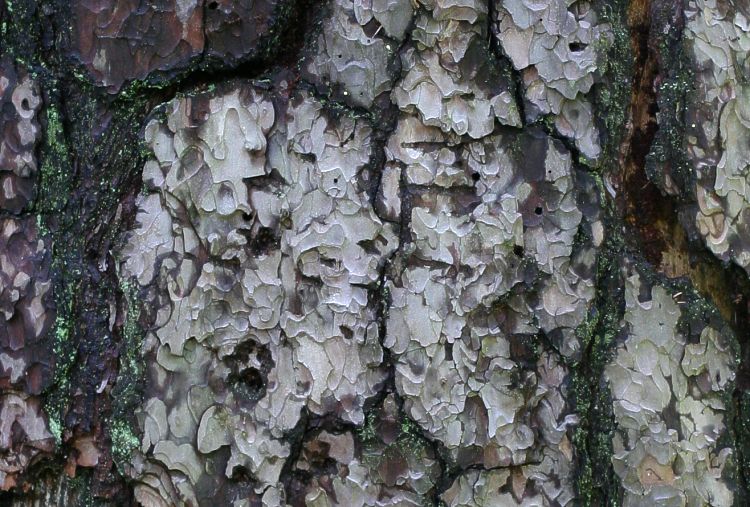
[611,0,750,503]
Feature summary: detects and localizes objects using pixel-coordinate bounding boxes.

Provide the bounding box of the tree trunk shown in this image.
[1,0,749,505]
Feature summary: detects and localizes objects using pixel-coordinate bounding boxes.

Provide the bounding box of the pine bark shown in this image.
[1,0,749,505]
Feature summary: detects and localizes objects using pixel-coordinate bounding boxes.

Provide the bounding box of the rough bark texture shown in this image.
[1,0,750,506]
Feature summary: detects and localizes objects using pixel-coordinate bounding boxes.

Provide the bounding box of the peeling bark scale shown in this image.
[2,0,750,505]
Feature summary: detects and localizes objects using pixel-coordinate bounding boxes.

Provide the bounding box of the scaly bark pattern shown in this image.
[2,0,750,506]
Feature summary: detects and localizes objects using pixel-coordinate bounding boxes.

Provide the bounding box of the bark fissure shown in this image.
[614,0,750,503]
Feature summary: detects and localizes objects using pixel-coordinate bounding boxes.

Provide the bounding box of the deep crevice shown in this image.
[612,0,750,501]
[616,0,750,385]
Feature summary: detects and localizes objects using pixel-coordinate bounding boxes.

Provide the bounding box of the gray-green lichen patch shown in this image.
[492,0,612,159]
[592,0,631,171]
[109,277,147,475]
[605,270,737,506]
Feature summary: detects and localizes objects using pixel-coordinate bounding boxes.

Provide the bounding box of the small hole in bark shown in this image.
[471,172,480,182]
[320,257,337,268]
[238,367,263,390]
[230,466,252,481]
[10,421,25,444]
[673,455,686,476]
[569,42,587,53]
[21,98,29,110]
[208,1,218,9]
[340,326,354,340]
[513,245,524,257]
[250,226,278,255]
[333,178,338,184]
[535,206,543,215]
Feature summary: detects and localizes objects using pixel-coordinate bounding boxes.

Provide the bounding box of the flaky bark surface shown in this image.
[2,0,750,506]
